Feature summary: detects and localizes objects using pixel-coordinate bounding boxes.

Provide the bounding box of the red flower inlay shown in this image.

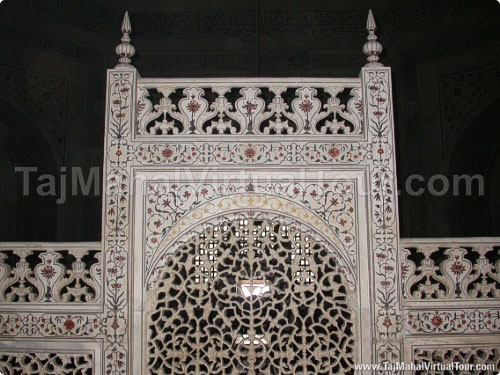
[431,315,443,327]
[299,100,313,113]
[162,148,174,159]
[243,101,257,115]
[41,266,56,279]
[64,319,75,331]
[328,147,340,158]
[187,100,201,113]
[244,148,257,159]
[451,262,466,275]
[382,316,392,327]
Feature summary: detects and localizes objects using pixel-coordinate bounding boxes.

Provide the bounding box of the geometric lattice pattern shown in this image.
[414,347,500,375]
[147,219,355,374]
[0,353,93,375]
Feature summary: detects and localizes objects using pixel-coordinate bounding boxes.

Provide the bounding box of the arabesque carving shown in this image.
[146,219,356,375]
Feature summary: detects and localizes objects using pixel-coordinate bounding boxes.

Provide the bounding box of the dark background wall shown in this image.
[0,0,499,241]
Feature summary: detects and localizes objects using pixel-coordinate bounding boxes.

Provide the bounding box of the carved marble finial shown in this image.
[115,11,135,68]
[363,10,383,67]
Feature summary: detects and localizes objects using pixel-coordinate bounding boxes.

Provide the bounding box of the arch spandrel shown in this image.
[146,209,357,292]
[144,189,358,284]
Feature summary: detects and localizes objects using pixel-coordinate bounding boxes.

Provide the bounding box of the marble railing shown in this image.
[0,242,102,310]
[401,237,500,303]
[2,238,498,308]
[135,78,363,138]
[401,237,500,368]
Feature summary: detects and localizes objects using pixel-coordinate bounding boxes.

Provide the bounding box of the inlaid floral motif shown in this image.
[406,309,500,334]
[0,313,102,337]
[143,180,357,279]
[0,248,101,304]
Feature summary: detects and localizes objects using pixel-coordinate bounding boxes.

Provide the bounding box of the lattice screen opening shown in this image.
[413,347,500,375]
[0,353,94,375]
[146,219,356,375]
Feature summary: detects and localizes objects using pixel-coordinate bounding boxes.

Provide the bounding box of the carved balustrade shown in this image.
[0,243,102,308]
[402,237,500,367]
[401,238,500,302]
[136,79,363,138]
